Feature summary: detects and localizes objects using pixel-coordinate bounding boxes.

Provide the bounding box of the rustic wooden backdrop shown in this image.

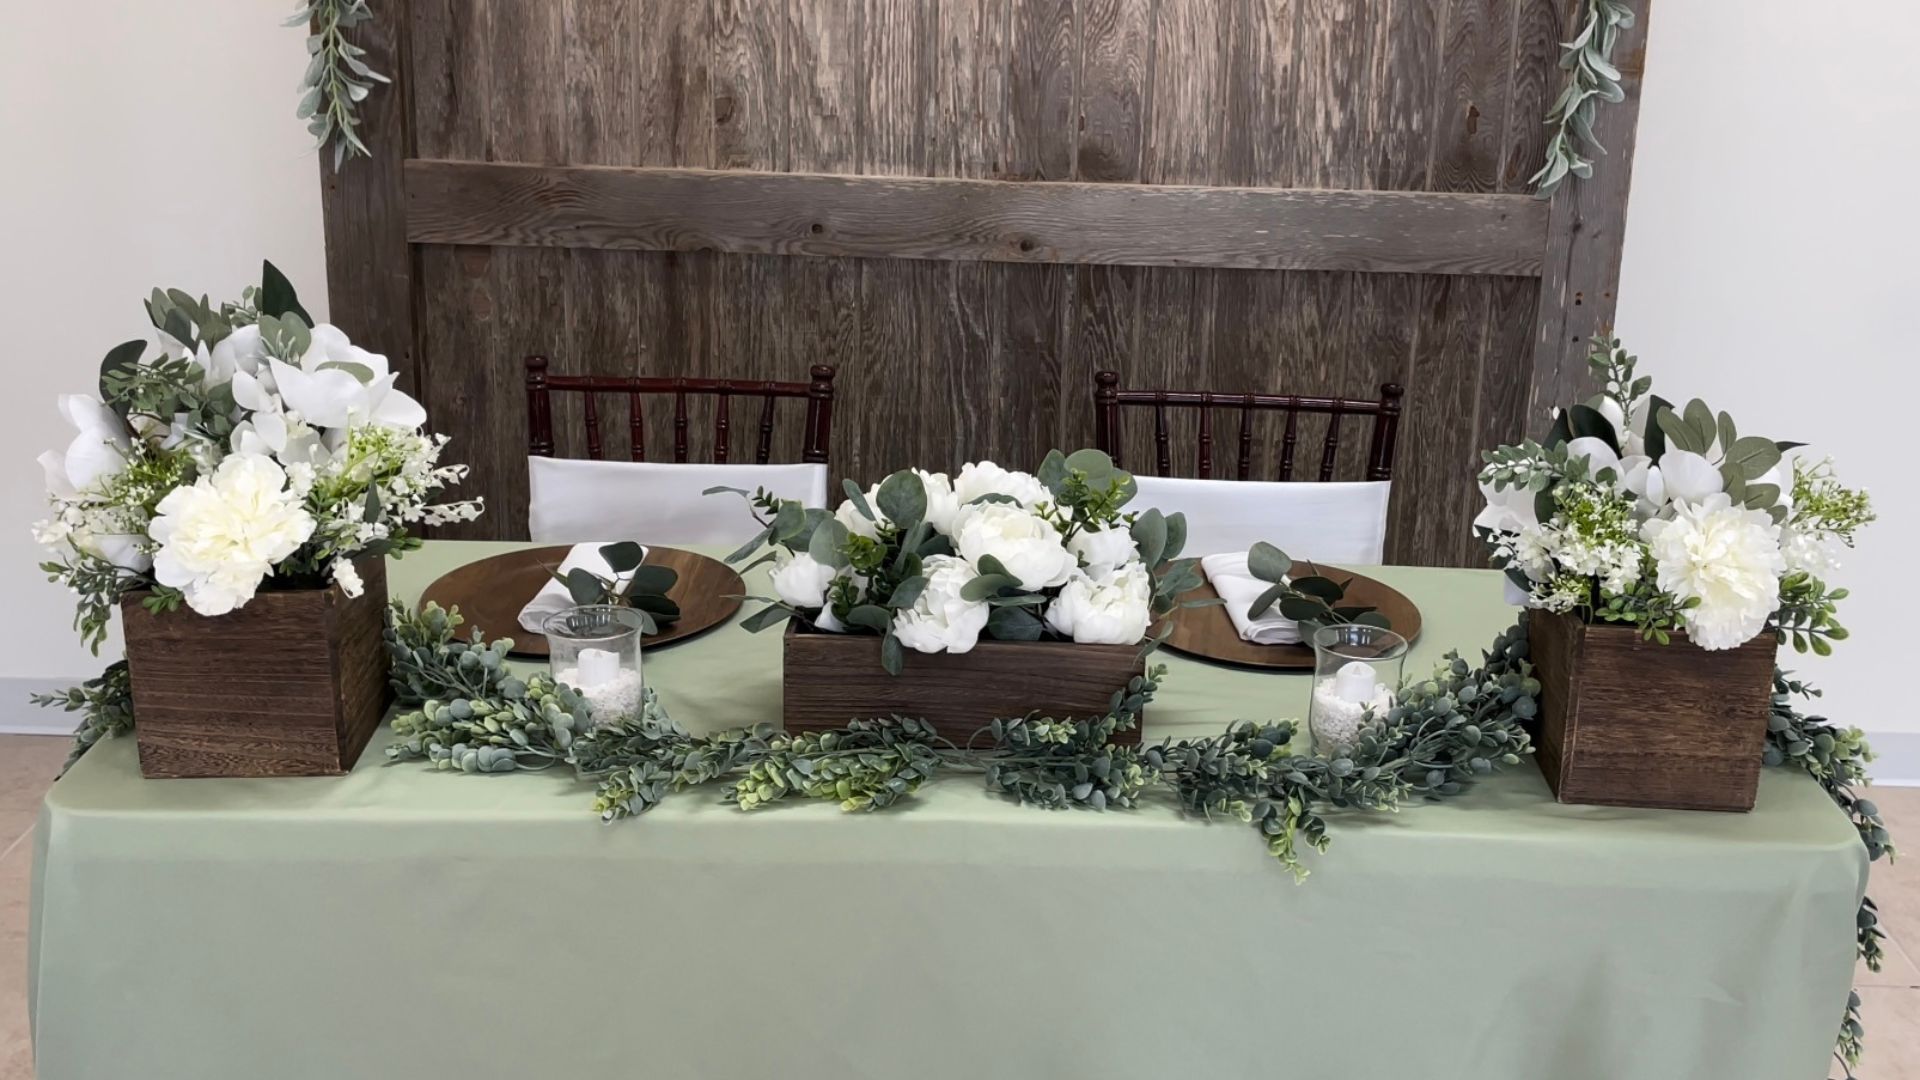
[322,0,1650,565]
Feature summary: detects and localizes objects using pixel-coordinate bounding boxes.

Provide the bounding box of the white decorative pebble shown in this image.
[556,665,646,727]
[1309,677,1395,756]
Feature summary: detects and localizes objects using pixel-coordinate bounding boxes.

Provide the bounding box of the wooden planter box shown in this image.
[121,558,391,779]
[1530,610,1776,812]
[783,622,1144,745]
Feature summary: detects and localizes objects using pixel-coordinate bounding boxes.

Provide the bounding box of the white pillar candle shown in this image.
[576,647,621,689]
[1334,660,1377,704]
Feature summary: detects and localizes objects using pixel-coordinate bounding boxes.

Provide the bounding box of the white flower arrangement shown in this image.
[1477,338,1873,652]
[35,262,482,646]
[714,450,1208,672]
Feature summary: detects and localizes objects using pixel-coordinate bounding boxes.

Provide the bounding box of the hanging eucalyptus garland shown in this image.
[289,0,388,170]
[1532,0,1637,197]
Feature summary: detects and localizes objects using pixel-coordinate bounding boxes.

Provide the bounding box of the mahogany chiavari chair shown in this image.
[524,357,837,465]
[1093,371,1404,482]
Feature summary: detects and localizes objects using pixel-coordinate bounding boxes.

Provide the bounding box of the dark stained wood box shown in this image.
[782,622,1144,746]
[121,558,391,779]
[1530,611,1776,812]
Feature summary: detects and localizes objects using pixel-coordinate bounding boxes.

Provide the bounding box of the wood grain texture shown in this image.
[122,560,390,779]
[1531,611,1775,812]
[317,2,415,389]
[1531,0,1653,420]
[355,0,1649,565]
[783,621,1143,744]
[405,161,1551,275]
[417,545,745,657]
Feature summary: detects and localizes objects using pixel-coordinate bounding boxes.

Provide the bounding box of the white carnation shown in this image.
[891,555,990,654]
[1642,494,1785,650]
[953,461,1052,509]
[1044,564,1153,645]
[951,502,1076,590]
[150,453,317,616]
[771,549,838,608]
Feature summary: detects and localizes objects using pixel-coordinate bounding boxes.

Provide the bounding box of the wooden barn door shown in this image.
[320,0,1650,566]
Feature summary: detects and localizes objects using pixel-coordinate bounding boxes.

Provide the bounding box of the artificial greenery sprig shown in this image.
[31,662,134,774]
[382,603,594,772]
[1240,541,1390,635]
[547,541,682,633]
[288,0,390,170]
[1765,671,1895,1078]
[1532,0,1637,197]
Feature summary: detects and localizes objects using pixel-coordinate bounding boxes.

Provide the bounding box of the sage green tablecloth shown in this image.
[30,542,1866,1080]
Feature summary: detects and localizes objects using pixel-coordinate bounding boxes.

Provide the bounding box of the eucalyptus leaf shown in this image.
[740,605,794,633]
[1248,542,1292,584]
[875,471,927,533]
[599,541,646,574]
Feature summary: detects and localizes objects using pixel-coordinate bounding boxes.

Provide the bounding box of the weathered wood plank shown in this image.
[318,0,415,391]
[1531,1,1653,420]
[783,0,863,467]
[406,160,1551,275]
[561,0,645,462]
[1427,0,1518,194]
[1387,272,1489,566]
[411,0,496,538]
[478,0,570,536]
[995,0,1071,465]
[1063,0,1150,455]
[1292,0,1372,189]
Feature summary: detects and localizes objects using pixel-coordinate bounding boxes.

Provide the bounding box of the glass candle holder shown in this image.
[543,605,645,727]
[1306,624,1410,756]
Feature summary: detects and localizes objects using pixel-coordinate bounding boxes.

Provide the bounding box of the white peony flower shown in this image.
[832,470,959,538]
[150,453,317,616]
[771,549,839,608]
[951,502,1076,590]
[1642,494,1786,651]
[1068,525,1139,579]
[953,461,1052,509]
[1044,564,1153,645]
[264,325,427,432]
[891,555,990,654]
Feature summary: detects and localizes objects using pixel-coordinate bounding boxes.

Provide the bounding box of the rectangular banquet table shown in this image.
[29,542,1867,1080]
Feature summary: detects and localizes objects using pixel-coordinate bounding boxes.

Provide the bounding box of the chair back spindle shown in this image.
[1319,405,1343,482]
[1092,372,1404,484]
[1236,400,1254,481]
[524,358,837,467]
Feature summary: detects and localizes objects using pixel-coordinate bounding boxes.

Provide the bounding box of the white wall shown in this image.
[1616,0,1919,776]
[0,0,328,727]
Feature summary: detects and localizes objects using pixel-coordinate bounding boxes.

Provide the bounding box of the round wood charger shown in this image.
[1158,563,1422,670]
[419,546,745,657]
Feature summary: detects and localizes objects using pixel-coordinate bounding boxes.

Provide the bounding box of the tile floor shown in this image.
[0,732,1916,1080]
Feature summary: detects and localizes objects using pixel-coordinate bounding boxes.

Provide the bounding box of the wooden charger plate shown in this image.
[419,546,744,657]
[1159,563,1422,670]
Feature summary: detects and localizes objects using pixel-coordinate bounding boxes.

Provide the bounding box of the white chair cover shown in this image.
[1130,475,1392,563]
[528,458,829,546]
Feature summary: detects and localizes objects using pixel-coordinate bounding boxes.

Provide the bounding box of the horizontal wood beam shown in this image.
[404,160,1551,277]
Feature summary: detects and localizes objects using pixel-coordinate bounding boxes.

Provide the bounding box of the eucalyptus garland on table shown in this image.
[1532,0,1636,198]
[383,601,1535,881]
[289,0,388,170]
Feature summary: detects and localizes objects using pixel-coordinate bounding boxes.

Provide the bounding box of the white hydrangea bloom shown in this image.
[150,454,316,616]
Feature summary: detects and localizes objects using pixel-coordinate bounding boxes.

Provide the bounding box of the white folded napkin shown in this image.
[1200,552,1301,645]
[518,543,647,635]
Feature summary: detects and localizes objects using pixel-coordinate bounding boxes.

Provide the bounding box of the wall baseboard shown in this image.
[1866,731,1920,788]
[0,676,87,736]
